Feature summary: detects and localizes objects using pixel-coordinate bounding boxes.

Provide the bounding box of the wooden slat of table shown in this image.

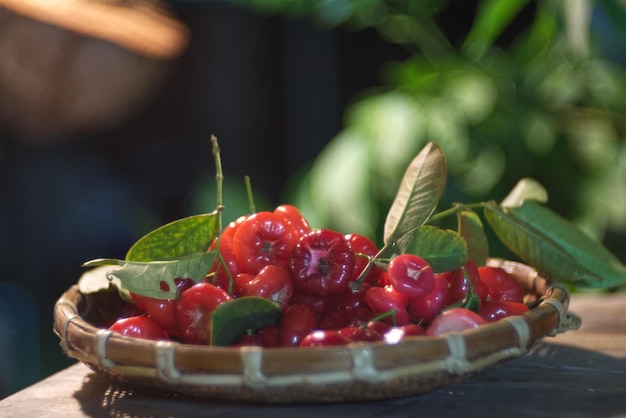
[1,293,625,418]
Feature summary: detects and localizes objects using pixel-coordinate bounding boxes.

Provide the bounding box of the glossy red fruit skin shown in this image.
[478,266,525,303]
[317,306,376,330]
[438,270,454,284]
[232,272,255,298]
[377,271,391,287]
[209,215,247,290]
[387,254,436,299]
[291,292,333,317]
[330,285,369,311]
[363,320,392,341]
[479,301,529,322]
[475,280,489,302]
[274,204,312,237]
[344,233,382,285]
[446,259,488,305]
[232,265,294,310]
[299,330,353,347]
[408,273,449,325]
[174,282,232,345]
[338,326,366,342]
[397,323,427,336]
[339,321,391,342]
[129,277,194,336]
[382,324,426,344]
[233,211,300,274]
[129,296,177,334]
[276,301,318,347]
[256,324,280,348]
[364,285,411,325]
[231,333,263,347]
[289,229,355,296]
[426,307,488,336]
[109,315,170,341]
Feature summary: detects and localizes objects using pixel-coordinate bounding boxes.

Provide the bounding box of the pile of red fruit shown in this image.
[109,204,529,347]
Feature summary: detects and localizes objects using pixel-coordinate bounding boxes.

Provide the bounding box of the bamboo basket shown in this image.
[53,259,580,403]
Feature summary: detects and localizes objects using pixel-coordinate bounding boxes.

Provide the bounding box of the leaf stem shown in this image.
[352,202,488,292]
[427,202,486,224]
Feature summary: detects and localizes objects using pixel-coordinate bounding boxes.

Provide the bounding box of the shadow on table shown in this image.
[72,341,626,418]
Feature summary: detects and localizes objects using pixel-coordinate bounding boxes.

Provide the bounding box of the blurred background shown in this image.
[1,0,626,398]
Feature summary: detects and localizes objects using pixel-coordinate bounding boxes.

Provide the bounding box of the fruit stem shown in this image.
[443,266,482,313]
[350,257,375,292]
[460,266,482,312]
[211,135,226,234]
[369,309,397,327]
[244,175,256,214]
[350,247,390,292]
[210,136,235,294]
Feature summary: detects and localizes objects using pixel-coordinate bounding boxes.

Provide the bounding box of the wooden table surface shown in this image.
[1,293,625,418]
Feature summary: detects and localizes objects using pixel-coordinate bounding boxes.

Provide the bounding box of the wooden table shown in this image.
[2,293,625,417]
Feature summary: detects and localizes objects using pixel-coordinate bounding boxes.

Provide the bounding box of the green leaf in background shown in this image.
[83,252,216,299]
[484,200,626,288]
[462,0,531,60]
[210,296,282,346]
[383,141,447,246]
[457,207,489,266]
[126,212,219,262]
[399,225,468,273]
[500,177,548,208]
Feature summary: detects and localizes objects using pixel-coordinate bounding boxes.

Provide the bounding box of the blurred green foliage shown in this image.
[233,0,626,262]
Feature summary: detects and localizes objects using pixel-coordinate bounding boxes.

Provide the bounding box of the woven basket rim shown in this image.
[0,0,189,58]
[53,258,579,402]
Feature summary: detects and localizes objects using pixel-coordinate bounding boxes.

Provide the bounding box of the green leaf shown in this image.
[83,252,216,299]
[457,207,489,266]
[210,297,282,346]
[77,264,133,301]
[383,141,447,246]
[400,225,468,273]
[77,265,120,294]
[500,177,548,208]
[126,212,219,262]
[484,200,626,288]
[462,0,531,60]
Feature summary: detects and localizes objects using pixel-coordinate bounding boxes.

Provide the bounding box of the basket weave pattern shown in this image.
[53,259,579,402]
